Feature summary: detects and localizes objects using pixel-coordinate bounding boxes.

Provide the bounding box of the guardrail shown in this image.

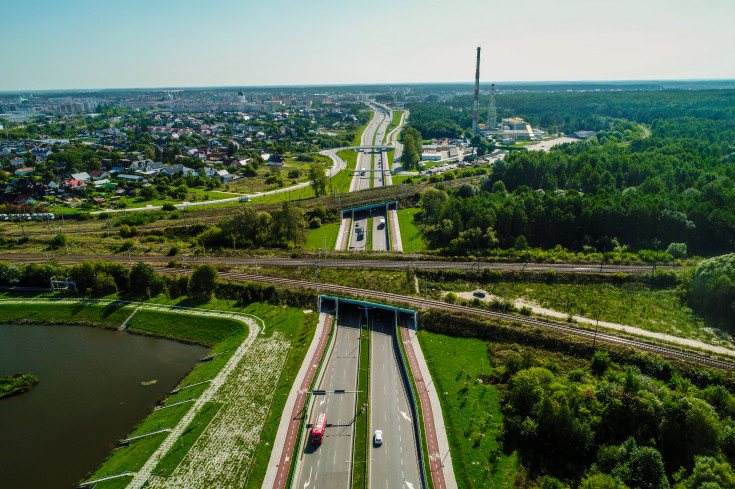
[393,323,428,489]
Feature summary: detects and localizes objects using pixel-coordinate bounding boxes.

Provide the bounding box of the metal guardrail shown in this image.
[393,323,428,489]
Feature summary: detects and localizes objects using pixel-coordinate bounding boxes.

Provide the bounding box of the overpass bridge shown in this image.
[344,145,395,152]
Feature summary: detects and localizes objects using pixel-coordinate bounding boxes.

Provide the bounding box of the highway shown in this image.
[347,210,369,251]
[369,308,421,489]
[294,306,362,489]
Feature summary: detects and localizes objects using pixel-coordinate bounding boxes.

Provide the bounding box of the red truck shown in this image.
[311,412,327,444]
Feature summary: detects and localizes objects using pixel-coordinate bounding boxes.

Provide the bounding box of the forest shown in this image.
[415,91,735,256]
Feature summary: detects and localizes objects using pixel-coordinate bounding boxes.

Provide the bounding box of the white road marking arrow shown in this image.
[405,481,415,489]
[400,410,412,423]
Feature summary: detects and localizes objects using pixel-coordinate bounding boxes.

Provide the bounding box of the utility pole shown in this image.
[255,255,258,276]
[593,309,601,349]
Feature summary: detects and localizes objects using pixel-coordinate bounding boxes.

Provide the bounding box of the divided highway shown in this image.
[294,306,362,489]
[369,309,421,489]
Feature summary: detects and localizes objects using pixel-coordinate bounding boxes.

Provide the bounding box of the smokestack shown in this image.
[472,46,481,134]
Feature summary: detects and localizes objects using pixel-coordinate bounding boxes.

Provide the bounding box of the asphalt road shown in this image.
[371,207,389,252]
[295,308,362,489]
[369,309,421,489]
[347,210,369,251]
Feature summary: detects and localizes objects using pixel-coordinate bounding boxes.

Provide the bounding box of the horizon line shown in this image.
[2,78,735,95]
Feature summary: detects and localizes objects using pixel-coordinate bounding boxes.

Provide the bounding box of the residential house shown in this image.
[162,164,197,177]
[71,172,91,183]
[14,167,34,176]
[15,195,36,205]
[215,169,234,183]
[203,167,217,178]
[88,170,110,181]
[10,157,25,168]
[267,154,285,166]
[63,178,87,190]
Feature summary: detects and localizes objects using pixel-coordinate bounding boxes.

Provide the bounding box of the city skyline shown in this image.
[3,0,735,91]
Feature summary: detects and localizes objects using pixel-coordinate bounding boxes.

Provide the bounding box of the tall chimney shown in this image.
[472,46,481,134]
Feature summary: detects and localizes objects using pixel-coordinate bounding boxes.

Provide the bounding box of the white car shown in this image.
[374,430,383,446]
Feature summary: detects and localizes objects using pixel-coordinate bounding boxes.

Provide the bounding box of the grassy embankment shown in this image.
[0,373,40,399]
[397,208,427,252]
[332,149,359,194]
[152,401,222,475]
[367,216,374,250]
[0,296,314,488]
[94,300,315,488]
[243,304,317,489]
[352,318,371,489]
[86,309,249,486]
[305,220,341,250]
[430,279,733,349]
[420,331,518,489]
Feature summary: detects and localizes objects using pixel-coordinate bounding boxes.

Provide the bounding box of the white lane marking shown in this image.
[405,481,415,489]
[320,398,326,406]
[304,467,312,488]
[400,411,412,423]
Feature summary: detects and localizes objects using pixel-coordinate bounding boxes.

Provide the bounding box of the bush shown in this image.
[167,244,180,256]
[445,292,458,303]
[520,306,532,316]
[591,351,611,375]
[119,224,138,238]
[162,203,177,212]
[49,233,68,250]
[309,217,322,229]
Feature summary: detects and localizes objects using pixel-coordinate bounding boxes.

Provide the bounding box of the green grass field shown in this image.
[397,208,427,252]
[331,149,358,194]
[305,221,341,250]
[419,331,518,489]
[128,309,248,350]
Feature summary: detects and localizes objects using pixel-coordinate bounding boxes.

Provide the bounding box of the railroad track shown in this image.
[145,267,734,371]
[2,253,673,275]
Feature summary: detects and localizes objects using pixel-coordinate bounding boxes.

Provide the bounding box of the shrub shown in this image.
[309,217,322,229]
[119,224,138,238]
[591,351,611,375]
[49,233,68,250]
[445,292,458,303]
[162,203,177,212]
[520,306,532,316]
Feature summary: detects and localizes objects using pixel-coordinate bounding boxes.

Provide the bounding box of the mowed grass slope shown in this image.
[420,331,518,489]
[397,208,427,251]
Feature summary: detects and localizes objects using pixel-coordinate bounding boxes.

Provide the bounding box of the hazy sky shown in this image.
[3,0,734,91]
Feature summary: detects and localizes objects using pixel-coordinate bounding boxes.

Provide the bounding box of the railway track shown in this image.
[2,253,673,275]
[145,267,734,371]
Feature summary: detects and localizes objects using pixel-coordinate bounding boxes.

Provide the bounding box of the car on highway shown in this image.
[373,429,383,446]
[473,290,486,298]
[361,171,365,176]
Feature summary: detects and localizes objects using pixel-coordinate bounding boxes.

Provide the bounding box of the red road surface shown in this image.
[401,326,447,489]
[272,314,333,489]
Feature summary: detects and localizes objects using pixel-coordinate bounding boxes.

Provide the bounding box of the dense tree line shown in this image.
[501,351,735,489]
[418,117,735,254]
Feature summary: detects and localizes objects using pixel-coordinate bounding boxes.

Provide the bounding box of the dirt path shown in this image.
[450,291,735,357]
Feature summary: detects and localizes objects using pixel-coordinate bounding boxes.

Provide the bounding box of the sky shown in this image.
[3,0,735,91]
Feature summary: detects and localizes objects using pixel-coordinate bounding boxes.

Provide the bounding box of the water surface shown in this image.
[0,323,206,489]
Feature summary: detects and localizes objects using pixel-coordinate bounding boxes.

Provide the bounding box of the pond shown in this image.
[0,323,206,488]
